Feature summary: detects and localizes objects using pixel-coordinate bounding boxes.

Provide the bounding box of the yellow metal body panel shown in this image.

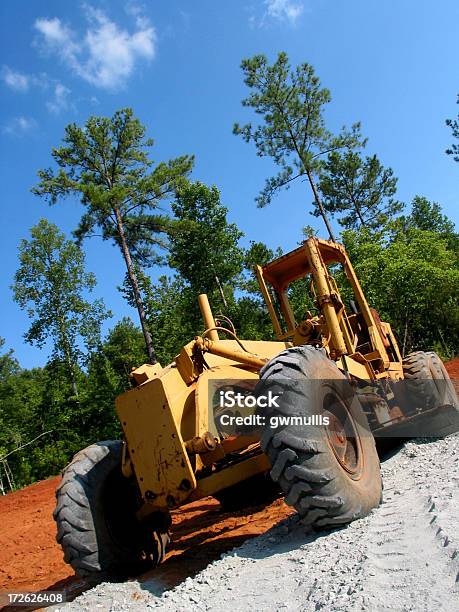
[338,356,373,380]
[189,452,270,500]
[255,264,283,337]
[116,374,196,509]
[117,339,289,512]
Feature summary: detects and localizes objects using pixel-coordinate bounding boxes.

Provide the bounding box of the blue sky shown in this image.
[1,0,458,368]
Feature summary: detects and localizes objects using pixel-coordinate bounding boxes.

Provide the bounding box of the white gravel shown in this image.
[57,435,459,612]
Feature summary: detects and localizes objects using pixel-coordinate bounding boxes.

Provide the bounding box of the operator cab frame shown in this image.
[255,237,403,379]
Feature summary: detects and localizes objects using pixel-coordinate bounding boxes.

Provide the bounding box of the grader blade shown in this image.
[373,403,459,439]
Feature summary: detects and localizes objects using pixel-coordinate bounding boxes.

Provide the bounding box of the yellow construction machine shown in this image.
[54,237,459,580]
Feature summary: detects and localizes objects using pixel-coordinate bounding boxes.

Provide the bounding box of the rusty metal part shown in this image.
[324,395,362,477]
[185,431,217,455]
[221,435,260,453]
[293,316,323,346]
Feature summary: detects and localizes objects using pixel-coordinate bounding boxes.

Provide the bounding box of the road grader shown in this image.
[54,237,459,580]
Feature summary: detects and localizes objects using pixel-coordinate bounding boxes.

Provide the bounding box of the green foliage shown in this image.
[32,108,194,363]
[404,196,456,233]
[395,196,459,259]
[32,108,193,265]
[318,151,402,231]
[232,241,284,340]
[169,182,244,298]
[144,275,198,365]
[0,337,19,383]
[0,321,144,489]
[12,220,110,394]
[0,355,81,487]
[342,200,459,355]
[118,181,247,365]
[240,241,282,293]
[119,267,199,366]
[100,317,148,384]
[234,52,363,239]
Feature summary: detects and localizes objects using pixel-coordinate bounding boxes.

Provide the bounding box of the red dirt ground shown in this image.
[446,357,459,392]
[1,358,458,604]
[0,475,292,604]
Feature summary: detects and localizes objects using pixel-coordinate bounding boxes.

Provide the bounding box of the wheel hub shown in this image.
[323,391,363,477]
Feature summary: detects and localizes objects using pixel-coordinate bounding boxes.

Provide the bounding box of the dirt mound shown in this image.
[0,358,457,603]
[0,476,73,595]
[0,476,291,601]
[445,357,459,391]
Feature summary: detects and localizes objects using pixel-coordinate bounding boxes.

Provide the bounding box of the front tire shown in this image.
[257,347,381,529]
[54,441,169,580]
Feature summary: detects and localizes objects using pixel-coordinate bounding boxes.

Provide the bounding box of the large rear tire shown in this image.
[402,351,459,413]
[425,351,459,409]
[54,441,169,580]
[257,346,382,529]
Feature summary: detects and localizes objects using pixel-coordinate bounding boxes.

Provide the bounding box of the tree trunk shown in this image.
[67,358,79,398]
[306,170,336,242]
[62,340,78,398]
[349,193,367,227]
[56,308,79,398]
[214,274,228,309]
[210,262,228,309]
[114,207,157,364]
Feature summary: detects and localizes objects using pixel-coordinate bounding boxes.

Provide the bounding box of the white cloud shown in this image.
[266,0,304,23]
[0,64,70,116]
[46,82,72,114]
[34,7,156,90]
[124,2,143,19]
[1,61,73,116]
[1,66,29,92]
[254,0,304,27]
[1,67,52,93]
[2,116,37,136]
[34,17,78,51]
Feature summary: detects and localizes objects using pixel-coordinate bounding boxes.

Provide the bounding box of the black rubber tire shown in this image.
[54,441,169,580]
[257,346,382,529]
[402,351,458,413]
[425,352,459,409]
[214,473,281,512]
